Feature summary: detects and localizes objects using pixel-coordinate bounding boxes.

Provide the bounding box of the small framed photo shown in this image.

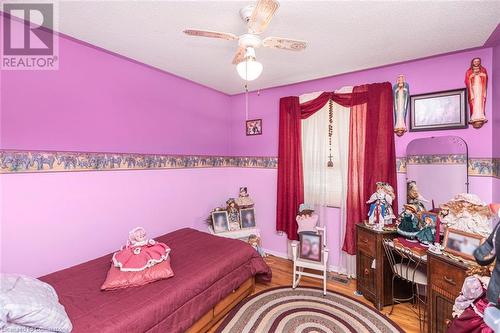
[212,211,230,233]
[246,119,262,136]
[410,89,467,132]
[239,208,256,228]
[443,228,484,260]
[299,232,322,262]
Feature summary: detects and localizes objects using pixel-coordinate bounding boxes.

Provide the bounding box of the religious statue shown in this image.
[393,74,410,136]
[226,198,241,231]
[465,57,488,129]
[235,187,254,208]
[367,182,396,230]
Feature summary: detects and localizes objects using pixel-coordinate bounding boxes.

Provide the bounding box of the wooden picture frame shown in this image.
[245,119,262,136]
[299,232,322,262]
[410,88,468,132]
[211,211,230,233]
[443,228,484,260]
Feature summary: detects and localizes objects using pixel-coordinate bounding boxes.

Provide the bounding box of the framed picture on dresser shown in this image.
[443,228,485,260]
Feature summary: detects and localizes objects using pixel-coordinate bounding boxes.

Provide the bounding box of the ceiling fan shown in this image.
[183,0,307,81]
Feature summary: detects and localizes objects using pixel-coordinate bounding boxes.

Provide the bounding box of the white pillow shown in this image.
[0,274,72,333]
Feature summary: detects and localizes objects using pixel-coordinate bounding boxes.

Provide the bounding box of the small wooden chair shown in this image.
[291,226,329,295]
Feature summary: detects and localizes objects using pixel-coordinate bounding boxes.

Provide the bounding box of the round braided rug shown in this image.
[216,286,404,333]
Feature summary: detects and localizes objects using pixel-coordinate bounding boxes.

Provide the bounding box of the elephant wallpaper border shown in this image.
[0,150,497,178]
[0,150,278,173]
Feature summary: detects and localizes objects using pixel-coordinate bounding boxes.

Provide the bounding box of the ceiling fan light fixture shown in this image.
[236,47,263,81]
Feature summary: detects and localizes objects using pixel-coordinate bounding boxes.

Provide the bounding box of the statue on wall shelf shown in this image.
[367,182,396,230]
[393,74,410,137]
[465,57,488,129]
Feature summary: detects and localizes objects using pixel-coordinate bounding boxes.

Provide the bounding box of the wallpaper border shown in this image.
[396,156,500,178]
[1,150,498,178]
[0,150,278,174]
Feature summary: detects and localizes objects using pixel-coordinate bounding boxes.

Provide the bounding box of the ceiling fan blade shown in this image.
[232,46,246,65]
[183,29,238,41]
[262,37,307,51]
[247,0,279,34]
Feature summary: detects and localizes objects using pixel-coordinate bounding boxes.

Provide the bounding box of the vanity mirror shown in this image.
[406,136,468,210]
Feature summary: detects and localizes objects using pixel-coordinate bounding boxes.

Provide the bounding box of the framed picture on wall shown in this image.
[409,89,468,131]
[246,119,262,136]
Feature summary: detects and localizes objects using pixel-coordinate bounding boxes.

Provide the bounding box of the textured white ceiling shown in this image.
[12,1,500,94]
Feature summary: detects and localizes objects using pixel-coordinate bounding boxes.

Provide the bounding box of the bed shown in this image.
[39,228,272,333]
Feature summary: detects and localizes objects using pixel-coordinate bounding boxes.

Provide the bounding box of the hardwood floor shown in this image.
[209,255,422,333]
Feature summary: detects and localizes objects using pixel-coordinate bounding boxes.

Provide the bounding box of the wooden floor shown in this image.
[209,255,422,333]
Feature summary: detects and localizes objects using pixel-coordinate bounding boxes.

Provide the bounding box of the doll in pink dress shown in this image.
[112,227,170,272]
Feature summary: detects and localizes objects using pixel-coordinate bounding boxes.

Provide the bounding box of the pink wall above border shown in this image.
[0,17,231,156]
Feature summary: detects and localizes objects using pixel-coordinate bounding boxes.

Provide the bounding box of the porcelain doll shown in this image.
[440,193,493,237]
[112,227,170,272]
[235,187,254,208]
[296,203,319,233]
[248,234,266,257]
[367,182,396,229]
[465,57,488,129]
[393,74,410,136]
[396,204,421,239]
[416,213,437,245]
[226,198,241,231]
[407,180,428,212]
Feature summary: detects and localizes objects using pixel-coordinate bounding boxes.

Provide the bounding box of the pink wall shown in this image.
[228,48,496,266]
[1,17,231,155]
[229,48,493,159]
[0,169,247,277]
[0,17,234,276]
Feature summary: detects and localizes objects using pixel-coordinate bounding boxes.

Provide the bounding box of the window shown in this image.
[301,97,350,207]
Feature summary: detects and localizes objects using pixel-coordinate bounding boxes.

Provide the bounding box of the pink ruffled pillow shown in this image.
[101,258,174,291]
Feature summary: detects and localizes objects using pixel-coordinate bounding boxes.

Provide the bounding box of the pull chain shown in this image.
[327,99,334,167]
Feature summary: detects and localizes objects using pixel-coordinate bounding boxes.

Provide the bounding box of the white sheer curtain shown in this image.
[300,88,356,277]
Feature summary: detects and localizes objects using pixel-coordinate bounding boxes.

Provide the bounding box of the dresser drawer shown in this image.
[430,256,466,296]
[357,227,376,254]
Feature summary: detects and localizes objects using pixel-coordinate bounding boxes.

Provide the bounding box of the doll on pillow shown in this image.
[296,203,319,234]
[112,227,171,272]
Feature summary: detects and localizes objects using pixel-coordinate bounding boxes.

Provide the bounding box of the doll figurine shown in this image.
[396,204,421,239]
[235,187,254,208]
[407,180,428,212]
[367,182,396,229]
[248,234,266,257]
[416,213,438,245]
[112,227,170,272]
[226,198,241,231]
[296,203,319,233]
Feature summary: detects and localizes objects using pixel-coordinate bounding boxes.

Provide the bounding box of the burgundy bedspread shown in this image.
[40,228,271,333]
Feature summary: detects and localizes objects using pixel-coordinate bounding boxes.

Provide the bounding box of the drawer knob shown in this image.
[361,238,368,244]
[443,276,456,286]
[364,268,370,275]
[445,319,451,326]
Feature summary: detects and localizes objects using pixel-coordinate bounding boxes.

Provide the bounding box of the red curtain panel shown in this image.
[277,83,397,252]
